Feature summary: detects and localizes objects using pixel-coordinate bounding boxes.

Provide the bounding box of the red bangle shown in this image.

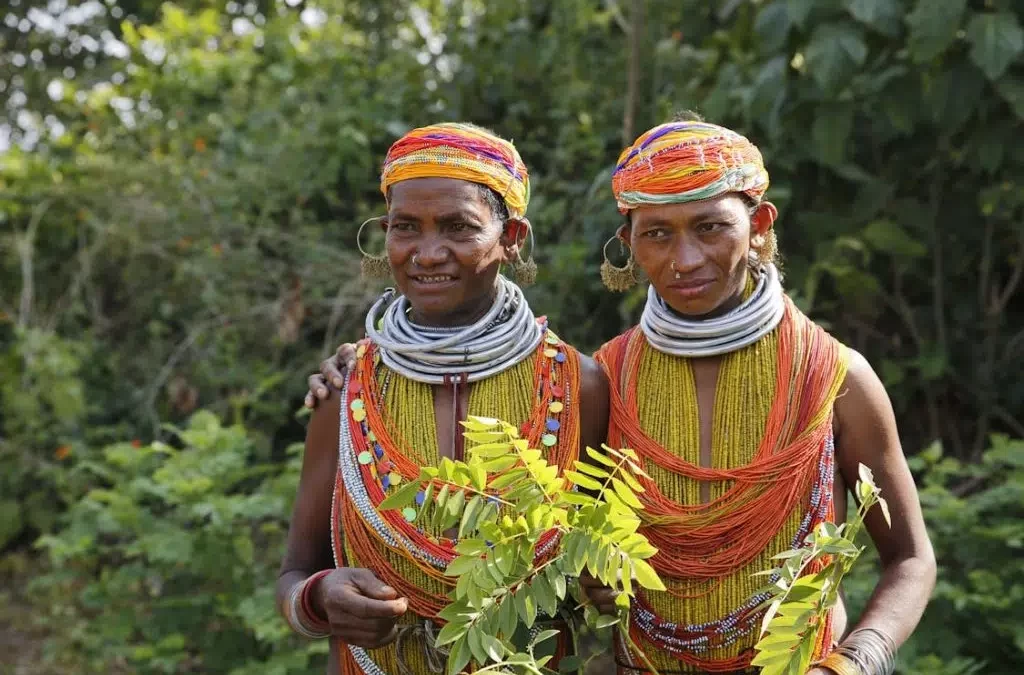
[300,570,333,628]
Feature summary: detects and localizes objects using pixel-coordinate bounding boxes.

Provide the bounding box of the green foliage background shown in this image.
[0,0,1021,673]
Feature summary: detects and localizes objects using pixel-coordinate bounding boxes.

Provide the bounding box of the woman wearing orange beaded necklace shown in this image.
[583,116,935,675]
[278,123,608,675]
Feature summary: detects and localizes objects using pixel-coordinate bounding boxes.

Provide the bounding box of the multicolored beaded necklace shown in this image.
[331,320,582,674]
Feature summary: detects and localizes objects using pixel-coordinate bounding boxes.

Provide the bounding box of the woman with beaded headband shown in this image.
[278,122,609,675]
[580,116,935,675]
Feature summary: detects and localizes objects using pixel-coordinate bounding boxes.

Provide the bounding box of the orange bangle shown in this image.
[819,652,864,675]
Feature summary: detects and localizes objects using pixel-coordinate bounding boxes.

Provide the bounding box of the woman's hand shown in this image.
[303,343,359,408]
[313,568,409,648]
[578,572,619,616]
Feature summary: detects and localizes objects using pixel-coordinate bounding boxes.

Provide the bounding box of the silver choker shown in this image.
[364,275,543,384]
[639,264,785,358]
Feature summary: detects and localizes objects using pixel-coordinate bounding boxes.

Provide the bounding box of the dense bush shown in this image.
[31,412,324,674]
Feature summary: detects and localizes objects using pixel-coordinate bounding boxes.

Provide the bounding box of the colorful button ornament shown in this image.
[541,434,557,447]
[546,419,560,432]
[357,451,373,465]
[402,507,417,522]
[549,401,564,414]
[543,348,558,358]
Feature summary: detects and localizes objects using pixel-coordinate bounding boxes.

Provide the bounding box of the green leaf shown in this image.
[460,495,483,538]
[966,12,1024,81]
[862,220,928,259]
[558,654,584,673]
[755,2,792,54]
[533,573,558,617]
[463,432,509,445]
[482,634,504,662]
[788,0,814,28]
[469,464,487,491]
[497,595,517,638]
[468,627,488,665]
[996,75,1024,120]
[378,479,422,511]
[575,462,611,479]
[494,544,514,577]
[464,415,501,429]
[928,61,984,131]
[750,647,797,668]
[545,564,567,600]
[533,628,560,645]
[446,555,480,577]
[844,0,901,36]
[514,587,537,628]
[448,489,466,518]
[564,471,603,491]
[611,478,644,510]
[906,0,967,63]
[811,105,853,167]
[481,456,519,472]
[559,491,596,507]
[435,619,469,647]
[594,614,621,629]
[585,446,618,468]
[805,22,868,92]
[470,441,516,459]
[447,636,472,675]
[631,558,666,591]
[455,539,488,556]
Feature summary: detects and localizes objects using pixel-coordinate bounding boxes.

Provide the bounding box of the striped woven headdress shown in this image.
[612,121,769,214]
[380,123,530,218]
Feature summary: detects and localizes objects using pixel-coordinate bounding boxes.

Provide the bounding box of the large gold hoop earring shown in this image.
[600,236,640,292]
[357,216,391,280]
[508,228,537,286]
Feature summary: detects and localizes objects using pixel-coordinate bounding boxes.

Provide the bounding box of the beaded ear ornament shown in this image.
[357,216,391,280]
[600,235,642,292]
[508,227,537,286]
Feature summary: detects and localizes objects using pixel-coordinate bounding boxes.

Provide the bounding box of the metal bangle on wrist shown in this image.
[284,571,332,639]
[821,627,897,675]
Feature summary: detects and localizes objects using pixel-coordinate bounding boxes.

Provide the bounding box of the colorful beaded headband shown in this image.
[612,120,769,214]
[381,122,530,219]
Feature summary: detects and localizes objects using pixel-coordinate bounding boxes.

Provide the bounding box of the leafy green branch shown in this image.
[378,415,666,674]
[751,464,891,675]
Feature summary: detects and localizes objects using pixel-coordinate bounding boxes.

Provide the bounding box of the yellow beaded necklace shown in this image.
[634,328,805,671]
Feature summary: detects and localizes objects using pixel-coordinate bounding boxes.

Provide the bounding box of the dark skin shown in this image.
[578,195,936,674]
[308,192,935,674]
[280,178,609,668]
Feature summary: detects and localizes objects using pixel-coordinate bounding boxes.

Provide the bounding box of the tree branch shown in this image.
[16,199,52,330]
[622,0,645,147]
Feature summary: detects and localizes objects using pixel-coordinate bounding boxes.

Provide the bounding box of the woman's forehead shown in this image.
[631,194,747,225]
[388,177,486,208]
